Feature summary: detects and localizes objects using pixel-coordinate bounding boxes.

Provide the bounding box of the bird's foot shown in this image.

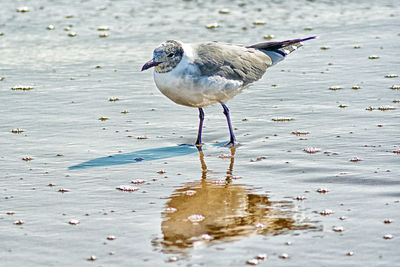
[195,142,203,150]
[224,140,238,147]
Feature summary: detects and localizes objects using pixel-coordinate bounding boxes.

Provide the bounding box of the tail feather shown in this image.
[247,36,316,65]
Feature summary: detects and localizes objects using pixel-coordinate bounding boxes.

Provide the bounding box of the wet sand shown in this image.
[1,0,399,266]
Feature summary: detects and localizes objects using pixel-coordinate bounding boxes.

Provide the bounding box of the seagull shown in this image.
[142,36,315,147]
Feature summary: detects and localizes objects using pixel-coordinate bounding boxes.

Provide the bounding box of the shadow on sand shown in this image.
[68,143,227,170]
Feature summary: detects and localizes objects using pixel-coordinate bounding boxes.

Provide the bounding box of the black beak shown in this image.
[141,59,159,71]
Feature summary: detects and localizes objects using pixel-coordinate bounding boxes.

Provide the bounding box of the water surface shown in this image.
[1,0,399,266]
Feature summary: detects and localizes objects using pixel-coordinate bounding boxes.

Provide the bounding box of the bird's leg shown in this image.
[195,107,204,147]
[221,103,237,147]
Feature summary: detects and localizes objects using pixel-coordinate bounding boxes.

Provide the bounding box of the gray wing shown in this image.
[194,42,272,86]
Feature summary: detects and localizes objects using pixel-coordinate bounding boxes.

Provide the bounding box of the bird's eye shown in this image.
[167,53,174,58]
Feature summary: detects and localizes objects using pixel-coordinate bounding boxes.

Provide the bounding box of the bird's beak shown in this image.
[141,59,160,71]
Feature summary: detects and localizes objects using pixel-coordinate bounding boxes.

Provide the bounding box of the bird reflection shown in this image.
[156,147,315,253]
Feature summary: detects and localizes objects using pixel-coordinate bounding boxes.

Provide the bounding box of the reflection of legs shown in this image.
[197,144,236,182]
[221,103,237,146]
[226,146,236,182]
[197,148,208,180]
[195,108,204,146]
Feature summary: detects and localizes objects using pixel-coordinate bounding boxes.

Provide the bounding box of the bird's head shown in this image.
[141,40,184,73]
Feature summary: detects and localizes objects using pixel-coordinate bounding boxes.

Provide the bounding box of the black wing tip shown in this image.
[247,36,317,50]
[301,36,318,42]
[281,36,318,45]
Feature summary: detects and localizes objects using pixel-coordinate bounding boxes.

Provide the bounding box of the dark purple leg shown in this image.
[195,108,204,146]
[221,103,237,146]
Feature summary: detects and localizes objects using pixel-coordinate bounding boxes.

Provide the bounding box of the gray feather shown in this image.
[194,42,272,86]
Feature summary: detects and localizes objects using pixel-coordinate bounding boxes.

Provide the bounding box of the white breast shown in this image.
[153,43,244,108]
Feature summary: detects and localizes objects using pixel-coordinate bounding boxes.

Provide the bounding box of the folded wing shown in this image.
[194,42,272,86]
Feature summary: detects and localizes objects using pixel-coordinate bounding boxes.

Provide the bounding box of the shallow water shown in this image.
[1,0,400,266]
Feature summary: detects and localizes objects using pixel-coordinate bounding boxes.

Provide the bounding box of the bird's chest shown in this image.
[152,63,243,107]
[154,70,194,92]
[153,66,205,107]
